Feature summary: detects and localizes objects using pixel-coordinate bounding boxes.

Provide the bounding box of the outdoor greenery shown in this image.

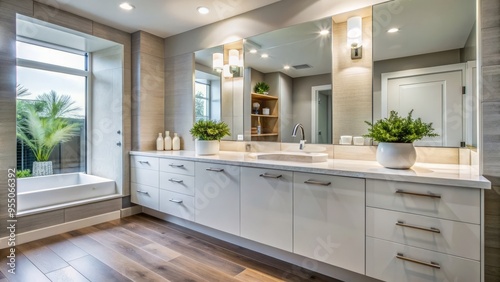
[16,169,31,178]
[16,89,81,162]
[190,119,230,141]
[253,82,270,94]
[364,110,438,143]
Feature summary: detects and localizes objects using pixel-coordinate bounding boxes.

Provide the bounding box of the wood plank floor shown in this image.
[0,214,341,282]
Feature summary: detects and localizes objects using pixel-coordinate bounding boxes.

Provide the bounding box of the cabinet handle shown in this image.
[396,253,441,269]
[168,178,184,183]
[396,220,441,233]
[206,168,224,172]
[169,199,183,204]
[395,189,441,199]
[259,173,282,178]
[136,190,149,195]
[304,179,331,186]
[138,161,150,165]
[169,164,184,168]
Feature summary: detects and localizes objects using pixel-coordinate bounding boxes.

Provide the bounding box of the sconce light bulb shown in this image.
[228,49,239,67]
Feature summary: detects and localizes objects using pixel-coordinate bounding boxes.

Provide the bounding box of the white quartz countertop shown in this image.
[130,150,491,189]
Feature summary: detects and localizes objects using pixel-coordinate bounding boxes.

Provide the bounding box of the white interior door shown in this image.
[383,65,464,147]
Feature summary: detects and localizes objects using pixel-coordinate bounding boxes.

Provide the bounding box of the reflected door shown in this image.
[385,68,463,147]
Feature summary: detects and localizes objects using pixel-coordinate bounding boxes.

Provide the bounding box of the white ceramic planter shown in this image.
[32,161,53,176]
[195,140,220,155]
[376,142,416,169]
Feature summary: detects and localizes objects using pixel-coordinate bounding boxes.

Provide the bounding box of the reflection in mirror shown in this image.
[373,0,476,147]
[194,45,222,122]
[243,17,332,143]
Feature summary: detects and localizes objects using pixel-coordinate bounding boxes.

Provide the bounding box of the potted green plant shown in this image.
[253,82,270,94]
[364,110,438,169]
[17,91,81,176]
[190,119,230,155]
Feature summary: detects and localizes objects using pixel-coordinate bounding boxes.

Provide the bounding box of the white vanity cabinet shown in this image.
[130,156,160,210]
[194,162,240,235]
[240,167,293,252]
[293,172,365,274]
[366,179,481,282]
[159,159,195,221]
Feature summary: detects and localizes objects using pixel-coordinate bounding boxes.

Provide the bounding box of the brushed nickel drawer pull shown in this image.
[206,168,224,172]
[168,178,184,183]
[304,179,331,186]
[396,189,441,199]
[169,199,183,204]
[396,220,441,233]
[396,253,441,269]
[169,164,184,168]
[138,161,150,165]
[259,173,282,178]
[136,190,149,195]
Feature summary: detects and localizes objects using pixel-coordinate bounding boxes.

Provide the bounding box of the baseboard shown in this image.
[0,211,120,248]
[120,205,142,217]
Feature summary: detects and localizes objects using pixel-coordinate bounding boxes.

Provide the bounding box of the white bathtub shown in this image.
[17,173,117,213]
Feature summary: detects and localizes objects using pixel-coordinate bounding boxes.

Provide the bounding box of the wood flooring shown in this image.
[0,214,341,282]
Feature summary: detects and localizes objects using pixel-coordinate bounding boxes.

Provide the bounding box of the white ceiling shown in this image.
[52,0,281,38]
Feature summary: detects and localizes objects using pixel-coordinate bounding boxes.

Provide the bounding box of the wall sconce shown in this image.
[347,16,362,59]
[228,49,239,67]
[223,64,233,78]
[212,52,223,73]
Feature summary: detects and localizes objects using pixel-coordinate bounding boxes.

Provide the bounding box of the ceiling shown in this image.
[51,0,281,38]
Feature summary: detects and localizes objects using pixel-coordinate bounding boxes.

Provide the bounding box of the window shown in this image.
[195,81,210,121]
[16,40,89,176]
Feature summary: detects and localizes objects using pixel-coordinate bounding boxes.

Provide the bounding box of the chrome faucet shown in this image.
[292,123,306,150]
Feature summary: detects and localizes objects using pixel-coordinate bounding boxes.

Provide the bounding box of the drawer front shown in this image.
[366,237,479,282]
[131,183,159,210]
[131,156,159,170]
[159,159,194,176]
[159,172,195,196]
[367,207,480,260]
[159,190,195,221]
[366,179,480,224]
[131,168,159,187]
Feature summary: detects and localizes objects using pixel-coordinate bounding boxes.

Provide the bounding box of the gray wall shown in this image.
[481,0,500,280]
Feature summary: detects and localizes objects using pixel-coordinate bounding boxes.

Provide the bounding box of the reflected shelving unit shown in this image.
[251,93,279,141]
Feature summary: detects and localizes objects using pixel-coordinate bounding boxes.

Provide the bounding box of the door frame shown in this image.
[311,84,332,144]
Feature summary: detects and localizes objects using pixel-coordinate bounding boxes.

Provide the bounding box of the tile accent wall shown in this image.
[481,0,500,280]
[132,31,165,151]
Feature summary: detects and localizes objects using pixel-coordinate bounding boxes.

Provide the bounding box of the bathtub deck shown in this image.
[0,214,337,282]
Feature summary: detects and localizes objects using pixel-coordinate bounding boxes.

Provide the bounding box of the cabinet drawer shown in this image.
[366,179,480,224]
[131,156,159,170]
[367,207,480,260]
[159,190,195,221]
[159,172,195,196]
[131,168,159,187]
[366,237,479,282]
[160,159,194,176]
[131,183,159,210]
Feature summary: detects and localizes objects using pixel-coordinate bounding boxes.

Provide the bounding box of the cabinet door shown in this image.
[241,167,293,251]
[195,162,240,236]
[293,172,365,274]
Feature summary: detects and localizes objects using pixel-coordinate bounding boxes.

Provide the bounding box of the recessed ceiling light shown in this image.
[197,6,210,14]
[283,65,290,70]
[319,29,329,35]
[261,54,269,58]
[119,2,135,10]
[387,28,399,33]
[249,49,257,54]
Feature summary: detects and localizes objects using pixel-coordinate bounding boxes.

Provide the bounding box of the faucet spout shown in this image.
[292,123,306,150]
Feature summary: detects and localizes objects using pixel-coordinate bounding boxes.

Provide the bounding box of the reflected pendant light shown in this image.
[213,53,223,73]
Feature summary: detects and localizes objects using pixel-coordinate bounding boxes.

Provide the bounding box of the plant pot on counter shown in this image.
[32,161,53,176]
[376,142,416,169]
[195,140,220,155]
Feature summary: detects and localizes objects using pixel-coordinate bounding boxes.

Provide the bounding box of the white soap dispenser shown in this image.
[156,133,164,150]
[164,131,172,150]
[172,133,180,151]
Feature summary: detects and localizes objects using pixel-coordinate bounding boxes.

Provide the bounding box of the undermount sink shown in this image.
[250,151,328,163]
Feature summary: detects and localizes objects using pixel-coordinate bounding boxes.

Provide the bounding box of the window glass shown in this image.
[16,41,86,70]
[195,81,210,121]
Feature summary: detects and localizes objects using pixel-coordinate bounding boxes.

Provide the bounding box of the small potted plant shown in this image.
[364,110,438,169]
[190,119,231,155]
[253,82,270,94]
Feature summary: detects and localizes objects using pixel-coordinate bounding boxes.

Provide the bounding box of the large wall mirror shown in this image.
[373,0,477,147]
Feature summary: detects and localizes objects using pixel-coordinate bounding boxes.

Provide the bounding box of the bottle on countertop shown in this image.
[156,133,164,150]
[257,117,262,135]
[164,131,172,150]
[172,133,180,151]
